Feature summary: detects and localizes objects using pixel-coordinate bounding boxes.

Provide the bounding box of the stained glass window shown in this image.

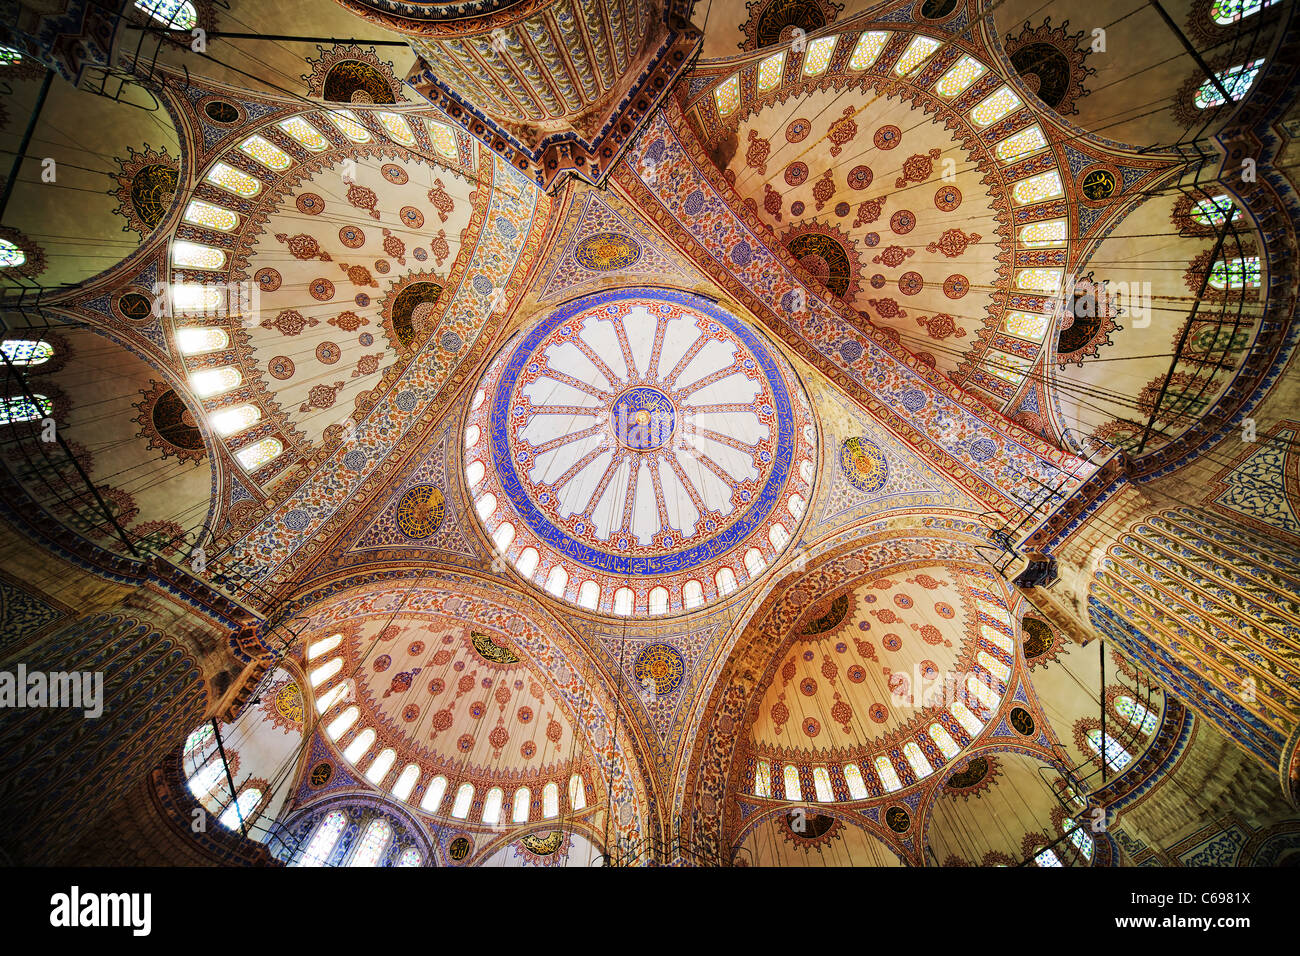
[812,766,834,802]
[1,340,52,366]
[397,847,422,867]
[1194,59,1264,108]
[191,366,240,398]
[802,36,837,77]
[1002,311,1051,341]
[187,758,224,799]
[970,86,1023,127]
[482,786,504,824]
[1211,0,1279,24]
[183,200,239,232]
[297,810,346,867]
[1020,219,1068,247]
[995,125,1048,162]
[979,623,1015,652]
[1208,256,1261,290]
[542,781,559,818]
[985,350,1033,384]
[757,51,786,92]
[452,785,473,822]
[894,35,942,75]
[1063,816,1094,860]
[569,774,587,811]
[219,787,262,830]
[1191,194,1242,226]
[365,748,396,785]
[874,755,902,793]
[238,135,292,171]
[171,283,225,314]
[1016,268,1063,293]
[929,722,960,759]
[183,725,213,761]
[1116,696,1161,734]
[513,787,531,822]
[172,241,225,270]
[848,31,890,70]
[277,116,329,151]
[343,728,375,764]
[844,763,868,799]
[714,74,740,116]
[1034,847,1063,867]
[0,395,51,425]
[950,700,984,736]
[936,55,986,97]
[175,327,228,354]
[205,162,261,197]
[326,706,358,740]
[1013,170,1063,205]
[378,112,417,146]
[978,650,1011,682]
[0,46,22,65]
[0,238,26,268]
[348,818,391,866]
[427,121,459,159]
[965,673,1000,712]
[209,404,260,436]
[391,764,420,802]
[754,761,773,798]
[315,683,347,714]
[783,764,802,801]
[134,0,197,29]
[421,776,448,812]
[1085,728,1132,772]
[745,547,766,577]
[903,741,933,779]
[787,493,805,518]
[975,599,1012,624]
[327,109,372,143]
[236,437,282,471]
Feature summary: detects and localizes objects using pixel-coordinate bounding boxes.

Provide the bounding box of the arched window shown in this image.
[391,764,420,802]
[172,240,226,270]
[768,523,789,550]
[475,493,497,520]
[965,673,999,712]
[187,757,225,799]
[812,766,833,802]
[482,787,504,825]
[277,116,329,151]
[210,404,261,436]
[0,395,51,425]
[1012,171,1063,205]
[348,818,391,867]
[1207,256,1261,290]
[801,36,836,77]
[786,492,804,517]
[420,776,448,813]
[568,774,586,811]
[297,810,347,867]
[493,522,515,552]
[1085,728,1132,773]
[0,238,25,268]
[950,701,984,736]
[327,108,372,143]
[464,424,480,449]
[308,657,342,688]
[544,564,568,597]
[648,586,669,614]
[190,367,241,397]
[715,567,738,596]
[1195,59,1264,108]
[936,55,986,97]
[308,633,343,660]
[175,328,229,355]
[183,724,213,764]
[977,650,1010,682]
[783,765,802,802]
[342,727,376,764]
[848,31,889,71]
[874,756,902,793]
[1210,0,1279,24]
[798,458,814,483]
[236,438,283,471]
[516,547,539,578]
[903,741,933,779]
[451,782,474,819]
[205,162,261,198]
[1190,194,1243,226]
[754,760,772,798]
[183,200,239,232]
[1034,847,1063,867]
[844,763,868,800]
[744,547,766,577]
[326,706,358,740]
[427,121,459,159]
[713,74,740,116]
[894,35,941,75]
[1,340,53,366]
[365,748,396,785]
[613,587,635,616]
[465,459,485,487]
[238,135,292,171]
[1115,696,1160,735]
[577,580,600,609]
[542,782,560,818]
[134,0,197,29]
[996,125,1048,163]
[377,112,417,146]
[219,787,262,830]
[397,847,422,867]
[929,722,960,759]
[513,787,531,823]
[970,86,1022,127]
[682,579,704,609]
[1062,816,1094,861]
[756,51,784,92]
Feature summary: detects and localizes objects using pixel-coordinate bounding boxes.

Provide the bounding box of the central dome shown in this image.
[465,288,816,615]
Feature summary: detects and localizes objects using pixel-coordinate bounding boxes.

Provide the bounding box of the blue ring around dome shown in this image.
[489,287,796,577]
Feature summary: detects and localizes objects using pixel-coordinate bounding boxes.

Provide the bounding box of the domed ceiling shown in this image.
[465,287,817,615]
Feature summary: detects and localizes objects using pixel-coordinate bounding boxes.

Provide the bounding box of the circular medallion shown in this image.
[1022,618,1053,660]
[310,277,335,301]
[274,682,304,723]
[1010,706,1036,736]
[316,341,342,365]
[886,805,911,832]
[611,386,675,450]
[943,274,969,298]
[296,193,325,215]
[633,643,685,695]
[268,355,295,380]
[840,437,888,494]
[899,271,924,295]
[381,163,409,184]
[790,201,806,216]
[203,99,242,125]
[400,205,424,228]
[874,125,902,149]
[255,268,281,292]
[785,118,811,143]
[396,484,446,539]
[848,165,873,190]
[339,225,366,249]
[308,761,333,788]
[1079,165,1118,202]
[115,291,153,322]
[574,231,641,271]
[934,185,962,211]
[784,162,809,186]
[890,210,916,235]
[448,837,472,861]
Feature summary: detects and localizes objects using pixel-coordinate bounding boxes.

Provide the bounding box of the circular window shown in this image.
[465,288,816,615]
